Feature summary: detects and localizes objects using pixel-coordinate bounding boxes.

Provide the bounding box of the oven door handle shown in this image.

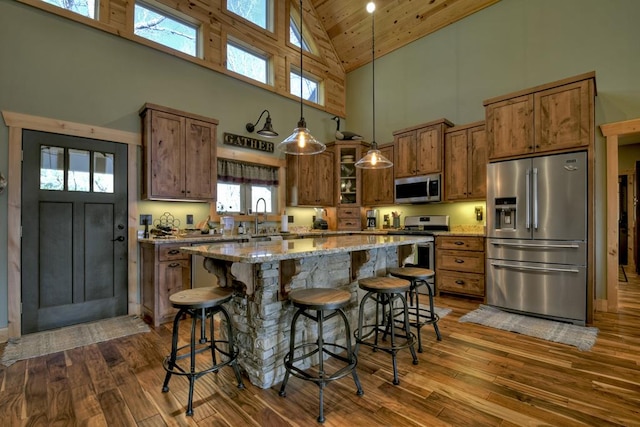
[490,261,580,274]
[488,241,580,249]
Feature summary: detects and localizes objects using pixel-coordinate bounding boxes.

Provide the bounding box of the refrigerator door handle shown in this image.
[490,261,580,274]
[525,169,531,229]
[533,167,538,229]
[488,241,580,249]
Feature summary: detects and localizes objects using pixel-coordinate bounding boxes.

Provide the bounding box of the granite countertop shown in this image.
[180,234,432,263]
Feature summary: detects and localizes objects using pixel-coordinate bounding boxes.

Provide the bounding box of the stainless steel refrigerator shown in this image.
[486,151,588,325]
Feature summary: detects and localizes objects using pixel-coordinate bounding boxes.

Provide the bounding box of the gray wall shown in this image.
[1,0,640,328]
[346,0,640,300]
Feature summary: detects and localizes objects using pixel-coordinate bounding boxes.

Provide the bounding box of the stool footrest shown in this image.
[283,342,357,384]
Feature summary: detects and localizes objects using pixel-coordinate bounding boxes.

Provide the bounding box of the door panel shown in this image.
[486,158,531,239]
[22,130,128,334]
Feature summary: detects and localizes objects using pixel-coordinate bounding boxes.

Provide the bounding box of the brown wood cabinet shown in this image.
[286,150,334,206]
[444,122,487,201]
[362,144,395,206]
[436,235,485,298]
[484,72,595,161]
[336,206,361,230]
[140,103,218,201]
[393,118,453,178]
[140,242,191,327]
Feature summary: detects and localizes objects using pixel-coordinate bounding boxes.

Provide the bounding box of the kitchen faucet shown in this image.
[255,197,267,234]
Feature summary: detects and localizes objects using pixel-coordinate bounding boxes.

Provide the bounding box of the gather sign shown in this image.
[223,132,274,153]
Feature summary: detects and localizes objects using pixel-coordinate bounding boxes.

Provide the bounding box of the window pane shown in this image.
[40,146,65,191]
[134,3,198,57]
[227,43,267,84]
[94,152,114,193]
[227,0,267,29]
[68,149,91,192]
[290,71,318,103]
[42,0,96,18]
[290,17,310,52]
[252,186,273,213]
[217,183,242,213]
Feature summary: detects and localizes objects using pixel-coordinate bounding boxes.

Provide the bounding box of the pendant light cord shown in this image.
[371,10,376,148]
[299,0,304,124]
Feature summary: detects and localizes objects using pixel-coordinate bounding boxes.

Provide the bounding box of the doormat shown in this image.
[459,305,598,351]
[1,315,150,366]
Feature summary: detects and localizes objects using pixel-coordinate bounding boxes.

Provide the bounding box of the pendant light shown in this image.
[355,2,393,169]
[276,0,326,155]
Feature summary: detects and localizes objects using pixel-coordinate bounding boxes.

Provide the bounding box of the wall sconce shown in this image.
[246,109,278,137]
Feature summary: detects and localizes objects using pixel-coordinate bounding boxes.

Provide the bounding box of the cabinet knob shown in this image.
[454,241,464,245]
[455,259,464,263]
[455,280,465,285]
[168,249,180,255]
[168,262,181,268]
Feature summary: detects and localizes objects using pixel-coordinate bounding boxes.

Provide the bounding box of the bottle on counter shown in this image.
[238,222,244,235]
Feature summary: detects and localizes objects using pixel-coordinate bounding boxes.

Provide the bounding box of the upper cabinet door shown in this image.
[394,131,416,178]
[534,80,592,153]
[467,125,487,199]
[444,129,469,201]
[184,118,217,200]
[416,126,442,174]
[149,110,186,199]
[486,94,534,160]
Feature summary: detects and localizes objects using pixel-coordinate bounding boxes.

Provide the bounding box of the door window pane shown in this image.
[40,146,65,191]
[94,152,114,193]
[68,149,90,192]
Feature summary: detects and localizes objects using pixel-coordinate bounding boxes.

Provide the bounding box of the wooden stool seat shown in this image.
[355,276,418,385]
[358,276,411,293]
[162,286,244,416]
[288,288,351,310]
[388,267,441,353]
[169,286,233,309]
[280,287,363,423]
[387,267,435,281]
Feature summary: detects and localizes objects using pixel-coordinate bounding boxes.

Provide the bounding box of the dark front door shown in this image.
[21,130,128,334]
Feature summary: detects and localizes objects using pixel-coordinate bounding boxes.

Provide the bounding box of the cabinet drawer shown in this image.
[159,245,190,261]
[436,249,484,273]
[437,270,484,296]
[337,207,360,218]
[437,236,484,251]
[337,218,361,230]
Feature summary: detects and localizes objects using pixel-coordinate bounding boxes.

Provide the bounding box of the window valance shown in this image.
[217,159,279,186]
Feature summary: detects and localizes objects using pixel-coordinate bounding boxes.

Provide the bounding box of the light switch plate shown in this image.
[139,214,152,225]
[186,214,194,225]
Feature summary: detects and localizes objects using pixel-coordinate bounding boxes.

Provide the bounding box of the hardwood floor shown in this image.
[1,277,639,426]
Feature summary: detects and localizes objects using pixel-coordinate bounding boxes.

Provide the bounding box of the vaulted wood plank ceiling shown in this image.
[311,0,501,73]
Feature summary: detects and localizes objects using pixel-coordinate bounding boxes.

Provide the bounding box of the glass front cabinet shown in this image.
[328,141,368,230]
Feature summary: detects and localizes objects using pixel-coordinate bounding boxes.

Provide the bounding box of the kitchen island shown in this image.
[180,234,431,388]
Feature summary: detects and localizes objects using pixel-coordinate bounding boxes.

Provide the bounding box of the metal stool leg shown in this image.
[162,308,185,392]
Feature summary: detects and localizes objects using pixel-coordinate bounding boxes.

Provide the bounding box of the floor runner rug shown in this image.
[1,315,150,366]
[459,304,598,351]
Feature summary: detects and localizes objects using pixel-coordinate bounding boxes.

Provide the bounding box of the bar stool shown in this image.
[279,288,363,424]
[354,276,418,385]
[388,267,441,353]
[162,287,244,416]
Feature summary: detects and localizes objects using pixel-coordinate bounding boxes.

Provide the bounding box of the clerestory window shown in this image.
[226,0,272,31]
[226,42,269,85]
[134,2,199,57]
[41,0,97,19]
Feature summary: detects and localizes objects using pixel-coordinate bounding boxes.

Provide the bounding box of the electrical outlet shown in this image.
[288,215,294,223]
[139,214,152,225]
[186,214,194,225]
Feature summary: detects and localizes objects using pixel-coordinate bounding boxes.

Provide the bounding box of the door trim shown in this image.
[2,111,140,339]
[601,117,640,313]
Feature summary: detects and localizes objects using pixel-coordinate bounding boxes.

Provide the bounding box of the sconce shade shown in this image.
[355,1,393,170]
[276,119,326,155]
[278,0,325,156]
[246,109,278,137]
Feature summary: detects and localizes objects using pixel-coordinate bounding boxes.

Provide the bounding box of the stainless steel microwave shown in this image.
[395,173,441,203]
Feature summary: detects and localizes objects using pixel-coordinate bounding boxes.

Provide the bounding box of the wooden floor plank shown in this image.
[2,274,640,426]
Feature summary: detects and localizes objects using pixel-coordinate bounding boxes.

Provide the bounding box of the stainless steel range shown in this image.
[387,215,449,293]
